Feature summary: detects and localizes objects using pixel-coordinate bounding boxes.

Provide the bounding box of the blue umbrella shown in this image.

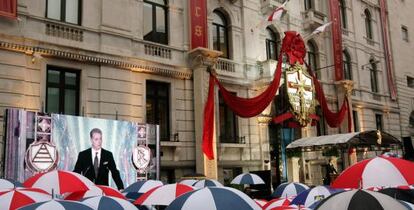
[81,195,140,210]
[166,187,261,210]
[231,173,265,185]
[272,182,309,198]
[123,180,163,200]
[18,199,93,210]
[290,185,343,207]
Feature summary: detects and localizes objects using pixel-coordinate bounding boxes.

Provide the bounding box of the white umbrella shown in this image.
[133,183,196,206]
[231,173,265,185]
[192,179,223,188]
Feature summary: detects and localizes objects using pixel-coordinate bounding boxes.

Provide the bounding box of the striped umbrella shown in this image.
[291,186,343,207]
[231,173,265,185]
[0,187,51,210]
[253,199,268,207]
[263,198,292,210]
[379,188,414,204]
[400,201,414,210]
[123,180,163,200]
[17,199,93,210]
[134,183,195,206]
[192,179,223,188]
[267,205,302,210]
[24,170,94,195]
[314,190,408,210]
[272,182,309,198]
[65,185,125,201]
[332,156,414,189]
[0,179,23,189]
[179,179,198,187]
[81,195,138,210]
[166,187,261,210]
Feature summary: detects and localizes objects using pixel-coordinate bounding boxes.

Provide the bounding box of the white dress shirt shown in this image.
[91,148,102,165]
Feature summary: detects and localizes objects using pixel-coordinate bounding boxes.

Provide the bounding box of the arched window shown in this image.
[343,50,352,80]
[370,59,379,92]
[265,27,280,60]
[364,9,373,40]
[143,0,168,44]
[213,10,229,58]
[307,41,319,79]
[339,0,347,29]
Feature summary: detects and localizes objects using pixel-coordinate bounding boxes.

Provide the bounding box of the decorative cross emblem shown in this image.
[138,127,146,138]
[38,118,51,132]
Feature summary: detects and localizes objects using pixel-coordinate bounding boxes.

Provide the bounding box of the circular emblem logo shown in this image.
[132,145,151,173]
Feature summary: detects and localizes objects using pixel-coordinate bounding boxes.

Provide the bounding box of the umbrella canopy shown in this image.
[17,199,93,210]
[192,179,223,188]
[267,205,301,210]
[253,199,268,207]
[123,180,163,200]
[0,179,23,189]
[314,190,408,210]
[65,185,125,201]
[379,188,414,204]
[24,170,94,195]
[0,187,51,210]
[263,198,292,210]
[134,183,195,206]
[166,186,261,210]
[179,179,198,187]
[332,156,414,189]
[231,173,265,185]
[291,186,343,207]
[81,195,138,210]
[400,201,414,210]
[272,182,309,198]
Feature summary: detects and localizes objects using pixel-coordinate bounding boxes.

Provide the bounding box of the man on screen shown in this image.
[74,128,124,190]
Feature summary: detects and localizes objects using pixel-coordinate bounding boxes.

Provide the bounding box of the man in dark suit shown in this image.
[74,128,124,190]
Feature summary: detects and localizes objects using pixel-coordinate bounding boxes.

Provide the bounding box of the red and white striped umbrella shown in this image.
[24,170,94,195]
[65,185,125,200]
[263,198,293,210]
[253,198,268,207]
[134,183,196,206]
[0,187,51,210]
[0,179,23,189]
[332,156,414,189]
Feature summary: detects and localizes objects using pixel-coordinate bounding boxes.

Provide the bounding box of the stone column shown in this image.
[335,80,354,133]
[189,47,222,179]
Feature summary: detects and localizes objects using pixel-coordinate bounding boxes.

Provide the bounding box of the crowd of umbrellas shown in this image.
[1,155,414,209]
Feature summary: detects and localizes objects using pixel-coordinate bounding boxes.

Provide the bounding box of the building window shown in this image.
[307,41,319,79]
[370,59,379,93]
[375,114,383,131]
[353,110,360,132]
[46,66,80,115]
[402,26,409,42]
[46,0,81,25]
[146,81,170,141]
[212,10,229,58]
[343,50,352,80]
[316,106,326,136]
[143,0,168,45]
[219,92,238,143]
[265,27,280,60]
[407,76,414,88]
[339,0,347,29]
[304,0,313,10]
[364,9,373,40]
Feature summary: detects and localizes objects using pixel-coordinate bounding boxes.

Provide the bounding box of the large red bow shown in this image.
[281,31,306,65]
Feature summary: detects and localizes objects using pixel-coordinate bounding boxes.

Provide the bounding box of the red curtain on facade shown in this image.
[0,0,17,19]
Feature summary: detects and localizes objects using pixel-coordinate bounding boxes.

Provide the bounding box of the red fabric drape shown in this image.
[202,74,216,160]
[0,0,17,19]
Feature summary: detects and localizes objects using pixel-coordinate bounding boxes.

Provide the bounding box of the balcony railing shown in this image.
[215,58,236,73]
[144,44,172,59]
[302,9,326,30]
[46,23,83,41]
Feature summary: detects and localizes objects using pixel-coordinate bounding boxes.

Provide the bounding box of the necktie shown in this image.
[93,152,99,178]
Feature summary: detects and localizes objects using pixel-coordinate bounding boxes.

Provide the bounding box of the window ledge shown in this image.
[219,143,249,148]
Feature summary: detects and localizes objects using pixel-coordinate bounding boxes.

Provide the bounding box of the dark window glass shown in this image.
[339,0,347,29]
[375,114,383,131]
[353,110,360,132]
[143,0,168,44]
[316,106,326,136]
[343,50,352,80]
[146,81,170,141]
[219,92,238,143]
[370,59,379,93]
[46,0,81,25]
[307,41,319,79]
[365,9,373,39]
[46,66,80,115]
[304,0,313,10]
[213,11,229,58]
[265,27,280,60]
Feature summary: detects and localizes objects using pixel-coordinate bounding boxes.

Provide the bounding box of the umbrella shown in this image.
[0,187,51,210]
[0,179,23,189]
[272,182,309,198]
[379,188,414,204]
[192,179,223,188]
[17,199,93,210]
[400,201,414,210]
[366,187,384,191]
[332,156,414,189]
[123,180,163,200]
[263,198,292,210]
[24,170,94,195]
[179,179,198,186]
[65,185,125,201]
[267,205,302,210]
[314,189,408,210]
[134,183,195,206]
[166,186,261,210]
[291,186,343,207]
[253,198,268,207]
[231,173,265,185]
[81,195,138,210]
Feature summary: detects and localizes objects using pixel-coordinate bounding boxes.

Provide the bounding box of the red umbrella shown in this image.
[332,156,414,189]
[65,185,126,200]
[24,170,94,195]
[0,187,51,210]
[134,183,195,206]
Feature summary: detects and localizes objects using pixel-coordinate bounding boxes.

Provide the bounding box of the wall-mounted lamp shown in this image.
[361,60,380,70]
